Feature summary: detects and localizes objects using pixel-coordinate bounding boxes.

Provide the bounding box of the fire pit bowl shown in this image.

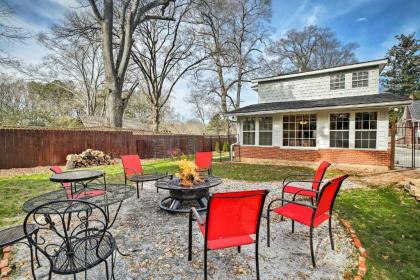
[157,175,222,213]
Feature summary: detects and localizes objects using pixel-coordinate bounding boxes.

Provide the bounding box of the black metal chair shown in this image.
[23,200,117,280]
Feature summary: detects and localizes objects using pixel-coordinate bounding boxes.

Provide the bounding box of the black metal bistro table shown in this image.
[157,176,222,213]
[50,169,105,197]
[22,184,136,228]
[0,224,40,279]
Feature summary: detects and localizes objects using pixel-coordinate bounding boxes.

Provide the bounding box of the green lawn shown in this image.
[335,186,420,280]
[0,159,418,279]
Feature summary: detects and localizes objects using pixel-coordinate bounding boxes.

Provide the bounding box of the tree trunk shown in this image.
[152,105,160,132]
[105,86,124,127]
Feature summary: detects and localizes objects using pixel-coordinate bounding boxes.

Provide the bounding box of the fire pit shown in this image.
[157,175,222,213]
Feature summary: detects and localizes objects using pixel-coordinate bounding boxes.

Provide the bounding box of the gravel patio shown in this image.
[12,179,356,279]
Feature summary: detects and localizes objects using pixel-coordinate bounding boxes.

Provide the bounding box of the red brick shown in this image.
[2,253,9,260]
[1,267,11,277]
[2,247,10,253]
[341,219,351,229]
[234,146,391,167]
[353,238,362,248]
[354,276,362,280]
[359,247,368,257]
[0,259,8,269]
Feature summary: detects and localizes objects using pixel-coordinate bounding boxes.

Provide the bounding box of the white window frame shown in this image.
[282,114,317,148]
[355,112,377,149]
[329,113,350,148]
[259,117,273,146]
[352,71,369,88]
[242,118,256,145]
[330,73,345,90]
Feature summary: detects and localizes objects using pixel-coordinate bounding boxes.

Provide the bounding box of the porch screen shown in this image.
[242,119,255,145]
[259,117,273,146]
[355,112,377,149]
[330,113,350,148]
[283,114,317,147]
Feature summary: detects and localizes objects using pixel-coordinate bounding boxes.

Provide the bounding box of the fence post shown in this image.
[218,135,221,162]
[413,123,416,168]
[390,121,396,170]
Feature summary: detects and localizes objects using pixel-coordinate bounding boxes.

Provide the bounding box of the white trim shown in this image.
[252,59,388,83]
[227,100,412,117]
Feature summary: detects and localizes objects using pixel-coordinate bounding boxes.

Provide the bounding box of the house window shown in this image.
[330,113,350,148]
[352,71,368,88]
[259,117,273,146]
[355,112,377,149]
[283,114,317,147]
[242,119,255,145]
[330,74,345,90]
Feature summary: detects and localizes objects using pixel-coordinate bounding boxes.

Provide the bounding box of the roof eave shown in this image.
[226,100,412,116]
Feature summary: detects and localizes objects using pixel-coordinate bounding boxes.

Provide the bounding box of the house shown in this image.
[227,59,412,169]
[398,100,420,145]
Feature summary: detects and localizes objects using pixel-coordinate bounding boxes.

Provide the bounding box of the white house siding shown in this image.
[238,107,389,150]
[257,67,380,103]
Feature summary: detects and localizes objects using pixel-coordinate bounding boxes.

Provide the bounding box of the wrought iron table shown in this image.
[126,173,169,198]
[157,176,222,213]
[0,224,40,278]
[22,184,135,228]
[50,169,106,197]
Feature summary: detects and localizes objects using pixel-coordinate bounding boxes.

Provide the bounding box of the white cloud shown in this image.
[356,17,367,22]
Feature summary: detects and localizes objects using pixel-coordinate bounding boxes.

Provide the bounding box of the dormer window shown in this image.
[352,71,368,87]
[330,74,345,90]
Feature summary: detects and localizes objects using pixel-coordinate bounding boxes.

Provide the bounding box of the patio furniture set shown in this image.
[0,153,348,280]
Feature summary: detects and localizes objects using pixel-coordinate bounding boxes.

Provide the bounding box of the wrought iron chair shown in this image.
[188,190,269,280]
[195,151,213,175]
[281,161,331,204]
[267,175,349,267]
[50,166,105,199]
[121,155,166,198]
[23,200,117,280]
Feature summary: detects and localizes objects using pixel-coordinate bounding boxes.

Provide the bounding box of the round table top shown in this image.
[50,169,105,182]
[156,175,222,191]
[22,184,136,214]
[0,224,38,247]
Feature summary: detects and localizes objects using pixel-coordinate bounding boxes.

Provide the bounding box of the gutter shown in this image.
[226,100,413,117]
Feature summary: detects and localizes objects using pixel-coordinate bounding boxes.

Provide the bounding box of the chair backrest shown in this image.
[315,175,348,217]
[50,165,63,174]
[205,190,269,242]
[121,155,142,176]
[23,200,109,268]
[195,152,213,170]
[312,161,331,191]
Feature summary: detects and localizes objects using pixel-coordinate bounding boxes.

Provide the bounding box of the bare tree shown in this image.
[0,0,29,67]
[37,31,105,116]
[85,0,176,127]
[264,25,358,74]
[185,89,217,125]
[131,1,206,132]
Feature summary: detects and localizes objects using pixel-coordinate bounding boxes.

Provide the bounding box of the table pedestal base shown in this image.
[159,196,208,213]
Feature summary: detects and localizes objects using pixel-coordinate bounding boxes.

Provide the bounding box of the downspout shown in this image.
[229,116,239,162]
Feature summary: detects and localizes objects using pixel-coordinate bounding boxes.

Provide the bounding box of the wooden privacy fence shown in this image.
[0,128,236,169]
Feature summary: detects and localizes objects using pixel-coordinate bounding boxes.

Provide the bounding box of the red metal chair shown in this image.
[49,166,104,199]
[121,155,163,198]
[195,151,213,175]
[188,189,269,280]
[281,161,331,204]
[267,175,349,267]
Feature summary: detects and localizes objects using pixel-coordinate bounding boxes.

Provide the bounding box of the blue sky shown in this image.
[1,0,419,119]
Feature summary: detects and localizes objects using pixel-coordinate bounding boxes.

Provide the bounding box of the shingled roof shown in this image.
[227,94,411,116]
[408,100,420,121]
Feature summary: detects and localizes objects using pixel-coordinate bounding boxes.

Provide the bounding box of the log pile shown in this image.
[66,149,114,169]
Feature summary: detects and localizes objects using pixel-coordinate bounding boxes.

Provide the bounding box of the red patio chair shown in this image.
[281,161,331,204]
[195,151,213,175]
[121,155,163,198]
[267,175,349,267]
[49,166,104,199]
[188,189,269,280]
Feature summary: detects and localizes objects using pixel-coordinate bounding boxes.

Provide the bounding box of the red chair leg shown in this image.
[136,182,139,199]
[329,216,334,250]
[310,226,316,267]
[237,246,241,253]
[291,220,295,233]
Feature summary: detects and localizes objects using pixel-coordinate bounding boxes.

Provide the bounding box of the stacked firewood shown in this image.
[66,149,114,169]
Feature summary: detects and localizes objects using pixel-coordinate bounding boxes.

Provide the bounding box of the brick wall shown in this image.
[234,145,391,167]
